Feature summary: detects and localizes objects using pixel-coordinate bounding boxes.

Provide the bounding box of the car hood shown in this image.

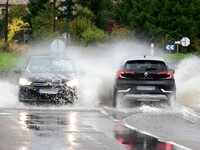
[22,73,75,83]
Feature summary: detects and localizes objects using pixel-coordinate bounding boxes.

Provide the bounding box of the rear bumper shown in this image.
[115,79,176,101]
[124,94,168,101]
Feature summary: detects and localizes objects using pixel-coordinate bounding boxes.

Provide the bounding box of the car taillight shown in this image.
[117,70,134,79]
[157,71,173,79]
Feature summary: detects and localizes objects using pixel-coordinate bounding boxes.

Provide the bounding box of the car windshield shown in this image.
[26,58,75,74]
[125,60,167,72]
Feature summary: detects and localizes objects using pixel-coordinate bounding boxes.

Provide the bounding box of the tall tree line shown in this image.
[1,0,200,51]
[113,0,200,51]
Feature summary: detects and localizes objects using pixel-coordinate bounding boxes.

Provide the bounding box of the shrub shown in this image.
[111,27,133,40]
[69,17,108,45]
[81,27,108,45]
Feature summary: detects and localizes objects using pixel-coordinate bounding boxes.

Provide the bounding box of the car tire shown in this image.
[112,94,117,108]
[163,93,176,106]
[168,93,176,105]
[18,91,26,102]
[113,93,125,108]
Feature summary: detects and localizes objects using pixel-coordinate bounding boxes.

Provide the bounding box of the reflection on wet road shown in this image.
[0,108,125,150]
[103,105,200,150]
[0,106,192,150]
[115,120,181,150]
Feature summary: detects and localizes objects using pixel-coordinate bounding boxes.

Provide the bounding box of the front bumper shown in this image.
[19,85,77,103]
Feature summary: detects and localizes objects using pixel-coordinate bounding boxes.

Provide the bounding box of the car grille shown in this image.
[32,82,57,87]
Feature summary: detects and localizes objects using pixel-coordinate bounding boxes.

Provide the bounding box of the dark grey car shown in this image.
[112,56,176,107]
[17,56,79,104]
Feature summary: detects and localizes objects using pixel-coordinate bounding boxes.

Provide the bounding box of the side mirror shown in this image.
[14,69,21,74]
[169,69,175,74]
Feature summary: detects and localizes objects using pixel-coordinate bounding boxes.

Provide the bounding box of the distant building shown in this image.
[0,0,29,19]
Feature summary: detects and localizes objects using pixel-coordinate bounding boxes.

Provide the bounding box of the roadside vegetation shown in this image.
[0,0,200,71]
[0,50,20,71]
[169,53,193,60]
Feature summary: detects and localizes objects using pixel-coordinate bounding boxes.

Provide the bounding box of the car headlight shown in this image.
[66,79,79,89]
[19,77,32,86]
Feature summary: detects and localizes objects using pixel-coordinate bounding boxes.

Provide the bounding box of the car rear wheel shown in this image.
[113,92,128,108]
[167,93,176,106]
[112,93,117,108]
[160,93,176,107]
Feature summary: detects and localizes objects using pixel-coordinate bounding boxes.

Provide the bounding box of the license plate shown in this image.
[136,86,155,91]
[38,88,58,94]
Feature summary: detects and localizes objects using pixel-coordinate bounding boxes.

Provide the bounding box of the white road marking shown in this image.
[101,107,192,150]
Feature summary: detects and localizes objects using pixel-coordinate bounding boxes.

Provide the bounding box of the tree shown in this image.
[56,0,75,20]
[27,0,50,18]
[7,18,29,42]
[31,3,54,40]
[72,4,95,21]
[113,0,200,51]
[76,0,113,29]
[8,5,28,22]
[25,0,50,30]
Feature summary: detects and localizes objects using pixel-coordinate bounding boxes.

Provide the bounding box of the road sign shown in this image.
[50,39,65,53]
[174,41,181,45]
[166,45,175,51]
[63,33,67,39]
[181,37,190,47]
[151,43,154,56]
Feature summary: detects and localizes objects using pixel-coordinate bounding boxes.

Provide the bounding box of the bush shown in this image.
[7,43,29,54]
[0,41,29,54]
[111,27,133,40]
[81,27,108,45]
[191,39,200,54]
[69,17,108,45]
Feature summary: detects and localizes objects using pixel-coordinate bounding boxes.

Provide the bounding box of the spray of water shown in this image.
[175,56,200,109]
[0,40,170,109]
[65,40,164,107]
[0,80,19,107]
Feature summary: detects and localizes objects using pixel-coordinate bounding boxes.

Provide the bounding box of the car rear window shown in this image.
[125,60,167,72]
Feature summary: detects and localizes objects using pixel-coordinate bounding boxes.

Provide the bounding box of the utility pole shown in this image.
[66,0,68,39]
[53,0,56,33]
[5,0,9,45]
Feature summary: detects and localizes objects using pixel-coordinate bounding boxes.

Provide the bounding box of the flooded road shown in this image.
[0,105,194,150]
[0,107,125,150]
[103,105,200,150]
[1,45,200,150]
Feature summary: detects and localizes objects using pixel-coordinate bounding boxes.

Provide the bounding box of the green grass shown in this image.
[163,53,193,61]
[169,53,193,60]
[0,51,20,71]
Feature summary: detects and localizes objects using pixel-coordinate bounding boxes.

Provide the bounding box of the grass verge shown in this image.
[166,53,193,60]
[0,50,20,71]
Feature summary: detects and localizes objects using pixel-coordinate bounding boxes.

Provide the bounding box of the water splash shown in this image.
[175,56,200,109]
[0,80,19,107]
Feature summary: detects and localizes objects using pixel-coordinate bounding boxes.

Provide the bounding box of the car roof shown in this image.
[123,55,165,63]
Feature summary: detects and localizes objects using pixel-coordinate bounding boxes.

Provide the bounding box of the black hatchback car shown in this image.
[16,56,79,104]
[112,56,176,107]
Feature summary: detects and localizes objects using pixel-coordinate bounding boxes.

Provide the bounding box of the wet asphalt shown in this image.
[0,104,198,150]
[0,108,125,150]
